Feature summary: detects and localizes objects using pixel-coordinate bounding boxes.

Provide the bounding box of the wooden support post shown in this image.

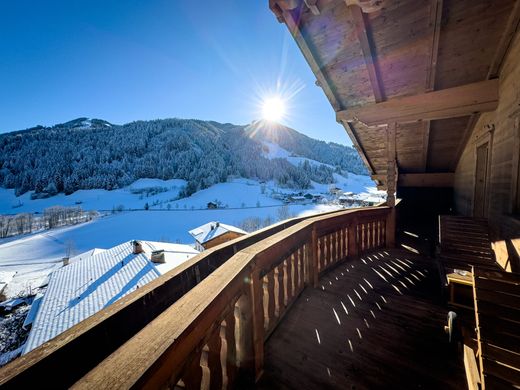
[386,123,397,208]
[386,208,396,248]
[249,269,264,382]
[386,122,397,248]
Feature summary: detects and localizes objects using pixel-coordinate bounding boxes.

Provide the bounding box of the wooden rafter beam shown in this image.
[336,79,499,126]
[280,8,342,111]
[347,4,384,102]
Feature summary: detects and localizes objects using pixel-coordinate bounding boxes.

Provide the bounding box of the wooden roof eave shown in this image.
[270,0,378,176]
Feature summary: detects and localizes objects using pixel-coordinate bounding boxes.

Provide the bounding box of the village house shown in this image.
[21,240,199,355]
[189,221,247,251]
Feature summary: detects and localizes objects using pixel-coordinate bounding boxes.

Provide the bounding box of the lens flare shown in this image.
[261,96,286,122]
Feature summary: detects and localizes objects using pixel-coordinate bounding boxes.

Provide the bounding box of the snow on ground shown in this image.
[0,175,377,297]
[0,179,187,214]
[262,141,291,159]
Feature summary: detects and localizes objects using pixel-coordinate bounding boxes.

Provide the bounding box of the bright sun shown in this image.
[262,96,286,122]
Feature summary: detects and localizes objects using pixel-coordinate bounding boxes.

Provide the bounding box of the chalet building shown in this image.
[21,240,199,355]
[189,222,247,251]
[1,1,520,389]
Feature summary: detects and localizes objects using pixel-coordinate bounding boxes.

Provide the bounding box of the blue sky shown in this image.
[0,1,351,145]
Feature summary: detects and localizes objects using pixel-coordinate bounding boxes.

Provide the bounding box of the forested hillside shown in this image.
[0,118,367,197]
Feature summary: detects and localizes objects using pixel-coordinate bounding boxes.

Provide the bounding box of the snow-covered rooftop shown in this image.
[188,221,247,245]
[23,240,199,354]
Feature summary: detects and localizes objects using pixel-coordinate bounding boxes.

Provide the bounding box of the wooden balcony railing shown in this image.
[67,206,391,389]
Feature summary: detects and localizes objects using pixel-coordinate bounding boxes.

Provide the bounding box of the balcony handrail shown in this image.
[0,206,377,388]
[70,206,391,389]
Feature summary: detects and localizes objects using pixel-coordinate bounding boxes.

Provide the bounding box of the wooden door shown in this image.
[474,142,489,217]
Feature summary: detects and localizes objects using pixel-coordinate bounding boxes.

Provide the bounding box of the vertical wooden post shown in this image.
[347,218,358,258]
[386,122,397,248]
[386,208,396,248]
[249,269,264,382]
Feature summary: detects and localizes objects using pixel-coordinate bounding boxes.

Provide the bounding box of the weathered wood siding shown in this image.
[454,29,520,269]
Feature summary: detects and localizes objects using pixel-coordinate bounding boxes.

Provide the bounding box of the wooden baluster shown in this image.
[359,224,364,253]
[207,327,223,390]
[266,271,275,330]
[294,248,300,293]
[377,221,381,248]
[345,228,349,257]
[277,262,285,314]
[262,276,269,331]
[250,270,264,382]
[339,229,344,260]
[223,312,237,389]
[182,348,203,390]
[310,228,318,287]
[330,232,338,264]
[369,222,373,250]
[363,223,368,252]
[344,227,348,258]
[337,230,342,261]
[285,257,292,304]
[318,236,325,272]
[287,251,296,299]
[324,234,329,267]
[375,221,380,248]
[382,220,386,247]
[235,292,254,383]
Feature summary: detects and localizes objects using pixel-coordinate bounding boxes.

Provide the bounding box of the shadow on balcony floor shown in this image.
[257,248,465,389]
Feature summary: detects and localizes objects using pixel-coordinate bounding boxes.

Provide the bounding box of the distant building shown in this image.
[289,195,306,203]
[207,202,218,209]
[189,221,247,251]
[22,240,199,355]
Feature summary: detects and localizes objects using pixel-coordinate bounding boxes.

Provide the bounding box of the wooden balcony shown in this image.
[0,205,469,389]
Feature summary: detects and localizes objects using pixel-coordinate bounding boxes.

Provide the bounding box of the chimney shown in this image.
[151,249,165,263]
[132,240,144,254]
[215,222,220,228]
[62,257,70,266]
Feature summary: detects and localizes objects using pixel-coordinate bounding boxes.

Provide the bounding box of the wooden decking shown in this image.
[258,248,466,389]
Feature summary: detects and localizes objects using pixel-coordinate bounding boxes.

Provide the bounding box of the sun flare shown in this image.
[261,96,286,122]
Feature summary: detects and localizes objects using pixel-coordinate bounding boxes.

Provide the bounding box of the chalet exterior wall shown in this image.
[454,29,520,267]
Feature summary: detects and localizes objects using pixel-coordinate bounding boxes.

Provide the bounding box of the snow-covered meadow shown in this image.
[0,172,377,298]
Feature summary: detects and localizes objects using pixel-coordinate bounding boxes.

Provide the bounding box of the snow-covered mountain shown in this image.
[0,118,367,197]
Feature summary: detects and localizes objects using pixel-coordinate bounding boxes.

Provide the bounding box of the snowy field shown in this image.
[0,173,377,297]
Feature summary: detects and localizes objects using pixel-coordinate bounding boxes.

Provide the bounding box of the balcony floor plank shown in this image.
[258,248,466,389]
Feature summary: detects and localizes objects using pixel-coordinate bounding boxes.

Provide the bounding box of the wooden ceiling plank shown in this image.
[487,0,520,79]
[422,0,442,172]
[347,4,384,102]
[281,8,342,111]
[450,114,480,171]
[425,0,443,92]
[336,79,499,126]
